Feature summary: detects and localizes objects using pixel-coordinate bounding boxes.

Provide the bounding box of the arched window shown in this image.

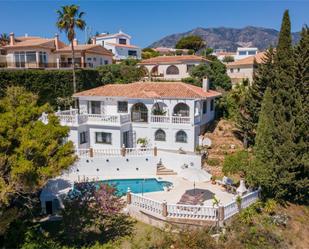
[155,129,166,141]
[166,65,179,75]
[131,102,148,122]
[173,103,190,117]
[176,130,187,143]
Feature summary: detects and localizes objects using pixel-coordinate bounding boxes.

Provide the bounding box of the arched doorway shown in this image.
[166,65,179,75]
[173,103,190,117]
[131,102,148,122]
[151,65,159,76]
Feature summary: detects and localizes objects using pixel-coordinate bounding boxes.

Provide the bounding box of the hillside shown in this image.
[149,26,300,51]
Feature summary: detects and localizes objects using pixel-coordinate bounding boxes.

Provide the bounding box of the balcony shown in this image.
[56,109,130,126]
[150,115,192,124]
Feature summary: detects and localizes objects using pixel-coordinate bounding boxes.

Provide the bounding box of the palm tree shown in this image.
[56,5,86,94]
[0,33,9,46]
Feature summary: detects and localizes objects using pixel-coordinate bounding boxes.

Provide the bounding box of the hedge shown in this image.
[0,69,101,107]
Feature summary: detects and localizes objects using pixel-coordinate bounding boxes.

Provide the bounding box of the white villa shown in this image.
[95,31,141,60]
[58,79,220,153]
[139,55,209,81]
[41,80,260,224]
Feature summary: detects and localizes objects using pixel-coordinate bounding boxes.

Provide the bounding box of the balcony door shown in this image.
[88,101,102,114]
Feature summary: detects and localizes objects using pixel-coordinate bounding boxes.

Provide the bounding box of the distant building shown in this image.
[139,55,209,81]
[153,47,190,55]
[225,51,266,84]
[1,33,113,69]
[213,51,236,61]
[234,47,258,60]
[95,31,141,60]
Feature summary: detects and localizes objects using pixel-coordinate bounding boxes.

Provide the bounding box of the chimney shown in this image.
[73,38,78,46]
[91,36,96,45]
[9,32,15,46]
[54,33,60,50]
[202,76,210,92]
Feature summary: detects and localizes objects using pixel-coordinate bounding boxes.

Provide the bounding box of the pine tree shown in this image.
[236,48,276,147]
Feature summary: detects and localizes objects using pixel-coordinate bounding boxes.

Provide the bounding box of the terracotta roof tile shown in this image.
[225,52,266,67]
[139,55,210,65]
[4,38,56,49]
[106,42,139,49]
[74,81,221,99]
[56,44,113,56]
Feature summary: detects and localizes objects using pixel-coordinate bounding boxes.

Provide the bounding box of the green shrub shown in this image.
[222,150,250,175]
[0,69,100,107]
[206,158,220,166]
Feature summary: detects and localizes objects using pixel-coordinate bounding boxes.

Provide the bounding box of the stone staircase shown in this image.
[156,164,177,175]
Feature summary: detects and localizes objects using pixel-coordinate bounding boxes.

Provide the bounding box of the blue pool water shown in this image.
[99,178,172,196]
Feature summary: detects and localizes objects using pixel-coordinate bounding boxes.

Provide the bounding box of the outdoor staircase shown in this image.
[156,164,177,175]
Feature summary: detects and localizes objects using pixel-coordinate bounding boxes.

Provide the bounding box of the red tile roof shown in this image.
[225,52,266,67]
[139,55,210,65]
[106,42,139,49]
[74,81,221,99]
[56,44,113,56]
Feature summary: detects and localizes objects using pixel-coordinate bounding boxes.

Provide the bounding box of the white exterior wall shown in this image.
[144,61,203,80]
[96,34,141,60]
[85,53,112,67]
[226,65,254,83]
[68,95,217,152]
[67,156,157,180]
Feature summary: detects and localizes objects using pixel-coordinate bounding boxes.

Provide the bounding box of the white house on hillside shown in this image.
[56,80,221,153]
[234,47,258,61]
[2,33,113,69]
[225,51,266,85]
[95,31,141,60]
[139,55,210,81]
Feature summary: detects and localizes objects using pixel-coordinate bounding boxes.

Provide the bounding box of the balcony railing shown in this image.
[150,115,191,124]
[3,62,95,69]
[56,109,130,126]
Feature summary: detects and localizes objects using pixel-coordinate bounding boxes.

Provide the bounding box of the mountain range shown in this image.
[148,26,300,51]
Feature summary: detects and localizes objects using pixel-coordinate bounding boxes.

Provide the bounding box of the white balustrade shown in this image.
[128,190,260,222]
[167,204,218,220]
[241,190,260,209]
[150,115,171,123]
[56,111,130,126]
[223,201,239,219]
[75,149,90,158]
[75,147,153,158]
[172,116,191,124]
[131,194,163,215]
[126,147,153,156]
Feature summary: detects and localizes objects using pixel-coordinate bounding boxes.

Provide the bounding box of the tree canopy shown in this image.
[0,86,75,234]
[188,59,232,91]
[175,35,206,52]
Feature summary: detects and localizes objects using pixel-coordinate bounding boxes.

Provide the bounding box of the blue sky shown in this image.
[0,0,308,47]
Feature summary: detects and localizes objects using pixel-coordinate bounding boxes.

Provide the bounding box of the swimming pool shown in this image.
[99,178,172,196]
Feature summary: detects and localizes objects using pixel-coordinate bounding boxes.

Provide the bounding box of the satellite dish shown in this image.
[202,137,212,148]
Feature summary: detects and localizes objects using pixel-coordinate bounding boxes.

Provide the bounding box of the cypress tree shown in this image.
[253,10,308,202]
[248,88,276,195]
[236,48,276,147]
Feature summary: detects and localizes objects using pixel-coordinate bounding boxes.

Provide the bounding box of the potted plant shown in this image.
[195,145,202,155]
[137,137,148,149]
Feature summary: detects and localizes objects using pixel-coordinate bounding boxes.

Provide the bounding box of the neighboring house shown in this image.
[56,80,221,153]
[225,52,266,84]
[138,55,209,81]
[95,31,141,60]
[153,47,190,55]
[213,51,236,61]
[234,47,258,61]
[2,33,113,69]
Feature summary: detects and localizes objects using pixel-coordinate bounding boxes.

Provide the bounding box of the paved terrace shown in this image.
[143,175,235,205]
